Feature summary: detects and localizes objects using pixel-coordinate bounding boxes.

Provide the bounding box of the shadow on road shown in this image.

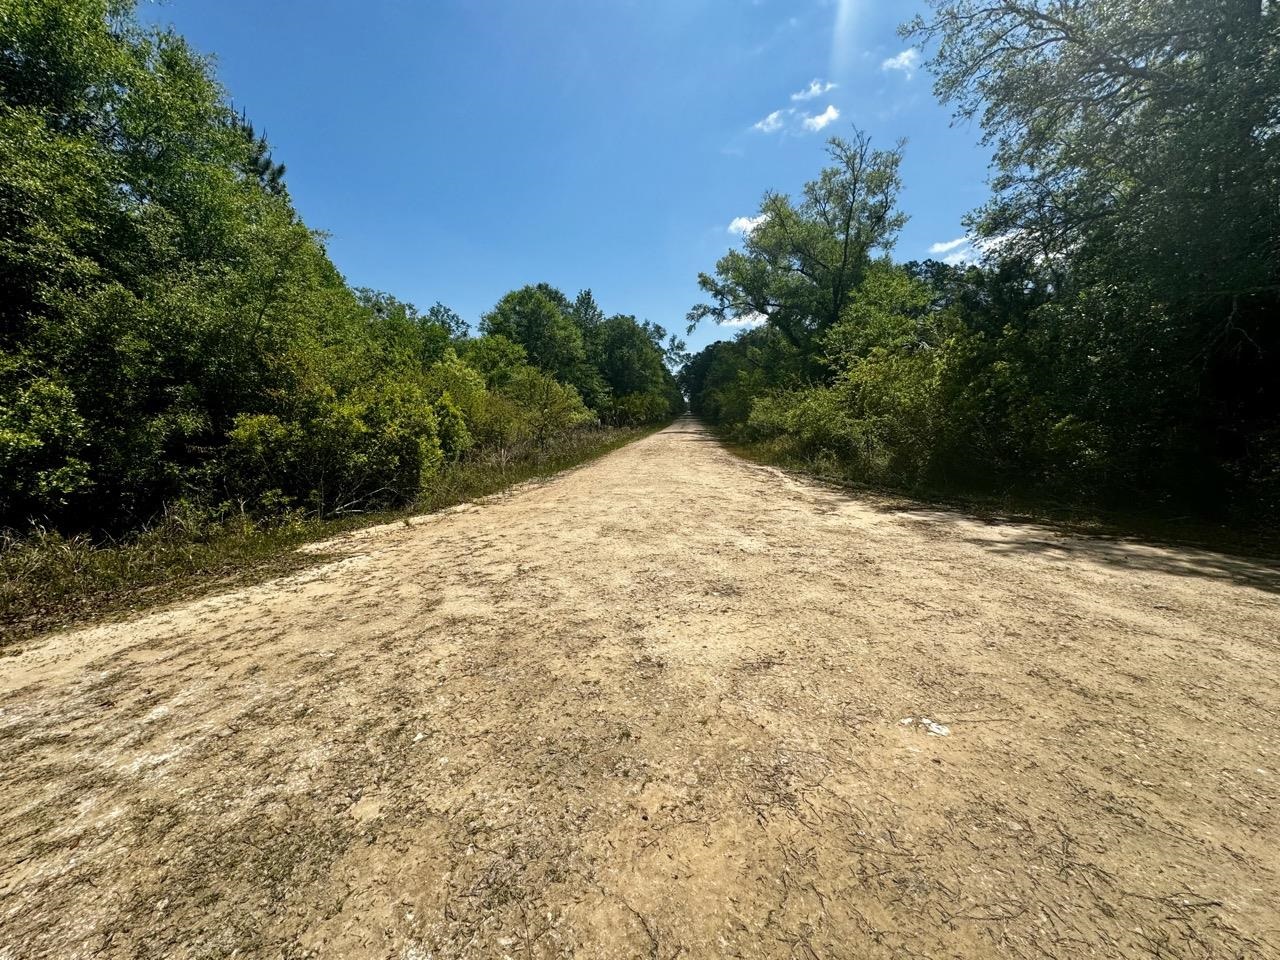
[875,502,1280,595]
[659,418,726,443]
[962,524,1280,594]
[680,418,1280,596]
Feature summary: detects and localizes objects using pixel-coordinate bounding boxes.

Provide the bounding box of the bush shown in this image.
[0,360,92,519]
[499,366,595,447]
[226,380,442,515]
[431,391,473,462]
[748,387,858,454]
[611,389,673,426]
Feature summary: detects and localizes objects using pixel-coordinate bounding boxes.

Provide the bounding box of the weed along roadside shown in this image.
[0,423,668,646]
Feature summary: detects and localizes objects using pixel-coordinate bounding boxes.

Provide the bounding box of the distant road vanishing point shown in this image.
[2,418,1278,958]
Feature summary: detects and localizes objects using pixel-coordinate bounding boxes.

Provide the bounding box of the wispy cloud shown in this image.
[935,236,982,265]
[791,79,837,101]
[752,109,787,133]
[929,237,969,255]
[802,104,840,132]
[929,233,1015,265]
[753,80,841,137]
[729,214,769,236]
[881,48,920,78]
[725,314,767,329]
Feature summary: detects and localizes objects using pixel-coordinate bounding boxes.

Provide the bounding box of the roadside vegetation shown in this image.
[681,0,1278,524]
[0,423,662,645]
[0,0,683,638]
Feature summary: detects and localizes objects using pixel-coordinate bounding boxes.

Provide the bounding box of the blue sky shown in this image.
[139,0,992,352]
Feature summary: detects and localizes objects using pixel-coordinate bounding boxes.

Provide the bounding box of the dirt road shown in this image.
[2,419,1278,959]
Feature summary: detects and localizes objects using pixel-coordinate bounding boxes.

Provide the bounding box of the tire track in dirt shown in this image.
[1,418,1278,958]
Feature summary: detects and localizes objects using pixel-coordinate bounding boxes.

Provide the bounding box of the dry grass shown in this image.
[0,424,665,647]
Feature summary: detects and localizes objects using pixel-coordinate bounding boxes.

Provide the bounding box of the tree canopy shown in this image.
[689,133,907,357]
[0,0,683,533]
[684,0,1279,518]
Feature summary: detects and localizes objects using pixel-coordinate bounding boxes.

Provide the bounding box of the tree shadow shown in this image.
[682,417,1280,594]
[870,501,1280,595]
[661,418,726,442]
[962,525,1280,594]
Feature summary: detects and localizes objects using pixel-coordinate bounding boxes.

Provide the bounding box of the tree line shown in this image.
[0,0,683,535]
[681,0,1278,518]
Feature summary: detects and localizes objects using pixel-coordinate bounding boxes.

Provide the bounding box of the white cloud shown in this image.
[929,236,969,255]
[723,312,768,328]
[935,236,982,265]
[753,109,787,133]
[929,232,1016,266]
[791,79,837,101]
[802,104,840,132]
[752,82,841,137]
[728,213,769,236]
[881,48,920,78]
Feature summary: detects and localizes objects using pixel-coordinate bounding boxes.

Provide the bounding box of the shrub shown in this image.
[432,391,473,462]
[0,360,92,519]
[500,366,595,447]
[225,380,442,515]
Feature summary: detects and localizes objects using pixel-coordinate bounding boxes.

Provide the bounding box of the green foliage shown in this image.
[679,325,804,426]
[907,0,1279,305]
[686,3,1279,519]
[593,314,684,424]
[608,390,669,427]
[689,132,907,358]
[426,301,468,339]
[460,335,528,389]
[225,379,443,516]
[688,241,1275,512]
[356,289,455,369]
[480,285,590,387]
[477,283,682,425]
[499,366,595,447]
[0,0,679,537]
[747,387,867,464]
[431,392,473,462]
[0,358,92,515]
[903,0,1280,505]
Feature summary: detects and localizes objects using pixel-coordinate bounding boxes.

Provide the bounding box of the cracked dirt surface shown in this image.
[1,418,1278,959]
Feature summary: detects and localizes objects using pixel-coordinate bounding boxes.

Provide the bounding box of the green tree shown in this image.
[426,301,468,339]
[595,315,671,422]
[908,0,1280,506]
[479,285,588,384]
[499,367,594,447]
[907,0,1278,301]
[460,334,528,389]
[1,0,683,534]
[356,289,452,368]
[689,131,907,357]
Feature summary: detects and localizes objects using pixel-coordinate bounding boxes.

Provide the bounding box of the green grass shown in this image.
[0,423,667,649]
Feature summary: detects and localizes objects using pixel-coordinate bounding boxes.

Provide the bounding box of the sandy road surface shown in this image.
[2,419,1279,959]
